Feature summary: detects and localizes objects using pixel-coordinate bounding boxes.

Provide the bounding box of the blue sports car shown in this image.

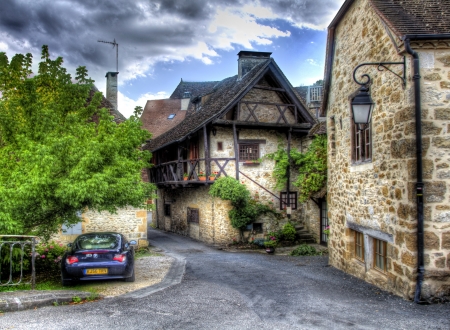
[61,232,137,286]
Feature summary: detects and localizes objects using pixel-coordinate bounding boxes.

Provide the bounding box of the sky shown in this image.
[0,0,345,118]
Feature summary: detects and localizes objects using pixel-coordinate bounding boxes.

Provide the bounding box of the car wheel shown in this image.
[124,269,135,282]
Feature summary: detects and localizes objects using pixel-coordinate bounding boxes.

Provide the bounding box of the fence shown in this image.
[0,235,36,289]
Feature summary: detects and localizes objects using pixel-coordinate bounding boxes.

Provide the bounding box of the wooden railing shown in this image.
[150,158,235,185]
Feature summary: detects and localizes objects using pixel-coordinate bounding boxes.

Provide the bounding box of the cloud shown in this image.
[306,58,320,66]
[0,0,344,109]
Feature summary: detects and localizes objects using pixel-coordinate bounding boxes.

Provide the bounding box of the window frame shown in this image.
[187,207,199,223]
[352,121,372,164]
[354,231,365,262]
[279,192,297,210]
[373,239,387,273]
[239,143,260,161]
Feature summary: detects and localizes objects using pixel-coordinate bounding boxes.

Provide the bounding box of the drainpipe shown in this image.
[404,37,424,304]
[403,34,450,304]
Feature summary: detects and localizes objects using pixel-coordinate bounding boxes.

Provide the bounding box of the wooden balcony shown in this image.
[149,158,235,187]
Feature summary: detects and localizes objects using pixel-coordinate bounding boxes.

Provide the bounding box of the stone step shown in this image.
[297,238,317,244]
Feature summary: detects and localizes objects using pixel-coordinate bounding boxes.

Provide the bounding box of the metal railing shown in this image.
[0,235,36,289]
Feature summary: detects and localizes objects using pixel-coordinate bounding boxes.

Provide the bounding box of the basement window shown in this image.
[164,203,171,217]
[168,114,176,119]
[374,239,387,273]
[354,230,364,262]
[187,207,199,223]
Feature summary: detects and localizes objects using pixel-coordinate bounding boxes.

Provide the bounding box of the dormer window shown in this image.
[168,114,176,119]
[192,96,202,111]
[183,91,191,98]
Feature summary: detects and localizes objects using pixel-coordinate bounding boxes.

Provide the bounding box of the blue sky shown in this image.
[0,0,345,117]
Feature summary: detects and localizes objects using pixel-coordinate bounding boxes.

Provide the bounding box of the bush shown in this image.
[34,240,67,277]
[290,244,319,256]
[281,222,296,242]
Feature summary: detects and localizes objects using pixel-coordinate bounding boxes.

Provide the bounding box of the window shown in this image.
[167,114,176,119]
[187,208,199,223]
[164,203,171,217]
[353,122,371,163]
[239,143,259,161]
[280,192,297,210]
[195,101,201,111]
[245,222,262,233]
[320,199,328,245]
[217,142,223,151]
[374,239,387,272]
[308,86,322,102]
[183,91,191,98]
[354,231,364,262]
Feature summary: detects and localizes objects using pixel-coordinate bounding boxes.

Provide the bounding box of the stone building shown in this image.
[143,51,327,245]
[322,0,450,300]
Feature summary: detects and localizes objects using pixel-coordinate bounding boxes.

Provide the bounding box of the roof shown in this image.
[89,86,126,123]
[294,86,308,103]
[146,59,315,152]
[321,0,450,116]
[370,0,450,35]
[140,99,186,138]
[170,80,219,99]
[308,121,327,137]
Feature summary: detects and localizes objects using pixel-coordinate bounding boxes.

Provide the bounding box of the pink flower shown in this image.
[45,248,49,252]
[41,255,46,258]
[59,244,63,247]
[50,246,54,249]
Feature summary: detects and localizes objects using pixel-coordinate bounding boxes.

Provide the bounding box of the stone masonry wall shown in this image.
[326,0,450,299]
[55,206,148,243]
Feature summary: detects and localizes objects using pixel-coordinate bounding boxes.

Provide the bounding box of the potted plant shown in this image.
[198,171,206,181]
[209,171,219,181]
[264,235,277,254]
[323,226,330,235]
[183,173,189,181]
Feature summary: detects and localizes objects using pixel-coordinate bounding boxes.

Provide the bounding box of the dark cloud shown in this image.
[0,0,343,88]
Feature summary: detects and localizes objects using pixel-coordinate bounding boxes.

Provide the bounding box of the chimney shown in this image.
[237,51,271,79]
[105,71,119,110]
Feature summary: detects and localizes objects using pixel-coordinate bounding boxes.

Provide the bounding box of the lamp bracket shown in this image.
[353,56,406,87]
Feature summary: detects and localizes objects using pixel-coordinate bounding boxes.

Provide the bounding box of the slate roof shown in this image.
[370,0,450,36]
[140,99,186,138]
[170,80,220,99]
[294,86,308,103]
[146,58,314,152]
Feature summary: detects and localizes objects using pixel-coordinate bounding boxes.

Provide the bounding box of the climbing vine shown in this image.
[265,135,327,203]
[209,176,274,230]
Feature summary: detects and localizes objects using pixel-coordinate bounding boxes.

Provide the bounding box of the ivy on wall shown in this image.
[209,176,274,230]
[265,135,327,203]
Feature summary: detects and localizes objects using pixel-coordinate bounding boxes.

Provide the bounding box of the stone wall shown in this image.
[326,0,450,299]
[54,206,148,243]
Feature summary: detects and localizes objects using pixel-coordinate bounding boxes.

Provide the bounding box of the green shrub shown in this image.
[281,222,296,242]
[264,235,278,248]
[34,240,67,277]
[290,244,319,256]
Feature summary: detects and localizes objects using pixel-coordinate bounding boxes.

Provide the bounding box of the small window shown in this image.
[280,192,297,210]
[354,231,364,262]
[183,91,191,98]
[239,143,259,161]
[187,208,199,223]
[168,114,176,119]
[252,223,263,233]
[373,239,387,272]
[217,142,223,151]
[353,122,371,163]
[164,204,171,217]
[195,101,201,111]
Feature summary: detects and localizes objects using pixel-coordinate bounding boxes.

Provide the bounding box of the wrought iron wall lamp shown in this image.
[351,56,406,130]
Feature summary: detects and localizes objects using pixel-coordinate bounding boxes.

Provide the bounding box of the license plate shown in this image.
[85,268,108,275]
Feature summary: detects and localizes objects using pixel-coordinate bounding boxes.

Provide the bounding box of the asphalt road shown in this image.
[1,229,448,330]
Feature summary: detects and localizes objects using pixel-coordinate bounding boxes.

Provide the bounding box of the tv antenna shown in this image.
[98,38,118,72]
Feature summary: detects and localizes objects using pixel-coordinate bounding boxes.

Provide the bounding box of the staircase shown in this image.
[294,224,316,244]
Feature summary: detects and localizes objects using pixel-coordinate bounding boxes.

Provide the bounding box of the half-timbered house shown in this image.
[144,51,321,244]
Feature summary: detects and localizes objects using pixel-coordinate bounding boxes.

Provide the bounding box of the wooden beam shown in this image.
[233,123,239,180]
[213,119,311,132]
[203,125,210,177]
[253,85,286,92]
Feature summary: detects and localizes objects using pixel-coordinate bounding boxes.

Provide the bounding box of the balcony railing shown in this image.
[150,157,235,185]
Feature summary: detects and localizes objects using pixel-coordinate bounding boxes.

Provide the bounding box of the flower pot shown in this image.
[183,177,188,181]
[265,247,275,254]
[209,176,215,181]
[199,176,206,181]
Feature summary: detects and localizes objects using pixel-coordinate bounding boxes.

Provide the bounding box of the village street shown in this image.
[1,229,448,330]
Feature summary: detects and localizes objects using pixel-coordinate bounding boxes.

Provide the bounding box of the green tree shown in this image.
[0,46,155,239]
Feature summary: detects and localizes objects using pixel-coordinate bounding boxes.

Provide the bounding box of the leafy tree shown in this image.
[0,46,155,239]
[313,79,323,86]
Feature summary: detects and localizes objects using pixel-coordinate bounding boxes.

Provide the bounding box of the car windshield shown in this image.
[75,234,120,250]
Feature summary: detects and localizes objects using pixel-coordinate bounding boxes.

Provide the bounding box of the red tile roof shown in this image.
[140,99,186,138]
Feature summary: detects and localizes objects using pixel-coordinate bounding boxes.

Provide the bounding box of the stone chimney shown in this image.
[237,51,271,79]
[105,71,119,110]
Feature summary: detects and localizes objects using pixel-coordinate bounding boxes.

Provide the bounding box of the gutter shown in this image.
[403,33,450,304]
